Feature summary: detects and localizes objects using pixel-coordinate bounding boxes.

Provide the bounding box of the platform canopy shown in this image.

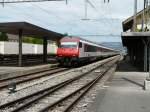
[122,32,150,38]
[122,6,150,32]
[0,21,63,41]
[0,21,64,67]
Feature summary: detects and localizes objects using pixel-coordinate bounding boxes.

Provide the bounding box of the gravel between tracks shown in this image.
[20,68,105,112]
[0,69,79,105]
[0,56,119,112]
[71,65,117,112]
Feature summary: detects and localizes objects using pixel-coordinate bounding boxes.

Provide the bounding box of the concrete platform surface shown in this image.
[0,63,57,80]
[88,61,150,112]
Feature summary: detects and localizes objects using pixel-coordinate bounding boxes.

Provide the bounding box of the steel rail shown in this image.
[0,68,69,90]
[0,67,58,82]
[0,56,119,112]
[12,57,119,112]
[0,61,101,111]
[10,64,102,112]
[39,58,118,112]
[64,64,117,112]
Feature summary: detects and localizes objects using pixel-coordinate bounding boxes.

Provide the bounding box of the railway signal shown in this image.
[8,82,16,94]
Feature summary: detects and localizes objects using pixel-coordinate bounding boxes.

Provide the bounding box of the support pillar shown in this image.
[149,45,150,77]
[133,0,137,31]
[144,44,148,71]
[128,47,132,62]
[144,38,150,90]
[142,38,148,72]
[18,29,23,67]
[131,47,134,64]
[43,38,47,63]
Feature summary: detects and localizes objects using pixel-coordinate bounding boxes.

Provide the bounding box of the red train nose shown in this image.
[57,48,79,57]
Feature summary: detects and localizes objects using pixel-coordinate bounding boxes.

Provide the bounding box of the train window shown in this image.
[79,42,82,48]
[60,42,77,48]
[84,44,97,52]
[84,44,87,51]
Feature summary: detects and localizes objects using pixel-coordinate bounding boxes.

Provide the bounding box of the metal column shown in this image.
[142,0,146,31]
[144,44,148,71]
[131,47,134,64]
[142,39,148,72]
[142,38,150,72]
[43,38,47,63]
[148,38,150,77]
[149,45,150,77]
[133,0,137,31]
[84,0,88,19]
[18,29,23,67]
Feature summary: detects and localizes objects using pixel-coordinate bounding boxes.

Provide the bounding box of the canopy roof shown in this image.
[0,21,63,41]
[122,32,150,37]
[122,6,150,32]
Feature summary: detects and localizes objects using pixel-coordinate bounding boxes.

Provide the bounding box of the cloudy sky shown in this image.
[0,0,144,42]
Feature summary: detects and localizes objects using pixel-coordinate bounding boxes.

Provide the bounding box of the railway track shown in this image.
[0,55,120,112]
[0,67,69,90]
[40,60,117,112]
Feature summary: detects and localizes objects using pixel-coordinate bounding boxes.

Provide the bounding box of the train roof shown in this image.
[61,36,117,51]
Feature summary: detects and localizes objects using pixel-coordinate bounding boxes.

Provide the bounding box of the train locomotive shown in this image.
[57,36,118,66]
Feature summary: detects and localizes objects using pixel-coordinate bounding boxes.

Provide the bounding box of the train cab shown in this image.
[57,37,81,66]
[57,41,79,57]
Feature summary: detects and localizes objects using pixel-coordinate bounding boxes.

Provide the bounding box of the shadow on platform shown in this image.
[122,77,144,88]
[116,60,143,72]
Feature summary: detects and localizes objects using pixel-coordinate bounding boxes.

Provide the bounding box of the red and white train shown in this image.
[57,36,118,66]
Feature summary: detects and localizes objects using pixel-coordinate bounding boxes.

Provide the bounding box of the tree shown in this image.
[0,32,8,41]
[63,33,68,37]
[23,37,43,44]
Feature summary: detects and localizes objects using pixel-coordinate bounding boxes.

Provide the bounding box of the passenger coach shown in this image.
[57,36,118,66]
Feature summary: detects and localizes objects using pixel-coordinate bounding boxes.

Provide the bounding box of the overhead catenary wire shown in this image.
[0,0,64,4]
[1,1,90,36]
[1,0,120,38]
[81,0,120,36]
[6,3,57,29]
[30,2,76,33]
[28,2,87,34]
[97,0,120,35]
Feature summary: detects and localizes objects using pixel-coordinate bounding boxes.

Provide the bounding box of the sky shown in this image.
[0,0,144,42]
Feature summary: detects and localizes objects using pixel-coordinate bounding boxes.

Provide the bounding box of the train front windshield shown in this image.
[60,42,78,48]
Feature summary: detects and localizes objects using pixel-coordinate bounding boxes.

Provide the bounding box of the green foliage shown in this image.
[63,33,68,36]
[136,28,142,32]
[136,27,149,32]
[0,32,8,41]
[0,32,43,44]
[23,37,43,44]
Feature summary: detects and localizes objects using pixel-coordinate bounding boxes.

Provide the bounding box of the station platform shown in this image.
[88,60,150,112]
[0,63,57,80]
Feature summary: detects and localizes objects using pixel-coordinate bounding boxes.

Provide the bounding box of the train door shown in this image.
[78,42,84,58]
